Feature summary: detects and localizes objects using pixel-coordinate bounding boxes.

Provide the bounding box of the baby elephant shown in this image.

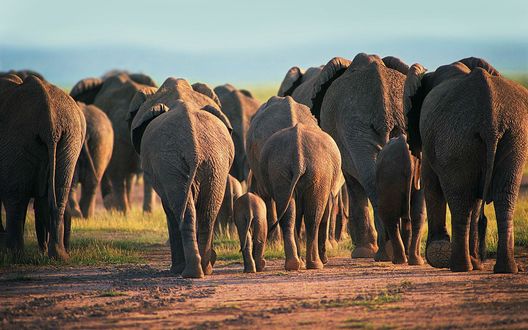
[233,192,268,273]
[376,134,425,265]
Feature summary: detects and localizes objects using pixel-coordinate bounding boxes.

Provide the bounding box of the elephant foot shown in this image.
[391,253,407,265]
[471,256,483,271]
[256,259,266,272]
[170,262,186,274]
[285,257,301,271]
[450,260,473,272]
[243,266,256,273]
[299,258,306,270]
[48,245,69,262]
[321,254,329,265]
[70,207,83,218]
[425,240,451,268]
[374,250,392,262]
[306,259,324,270]
[210,249,217,267]
[103,195,115,210]
[408,255,425,266]
[493,259,519,274]
[203,262,213,275]
[182,259,205,278]
[351,244,377,258]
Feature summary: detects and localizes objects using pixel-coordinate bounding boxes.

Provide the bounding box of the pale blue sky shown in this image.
[1,0,526,52]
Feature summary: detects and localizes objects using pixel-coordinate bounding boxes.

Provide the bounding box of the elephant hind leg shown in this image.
[469,200,484,270]
[180,198,204,279]
[79,180,97,218]
[408,188,425,266]
[279,199,301,271]
[162,199,185,274]
[423,158,450,268]
[447,195,479,272]
[303,190,328,270]
[4,197,29,254]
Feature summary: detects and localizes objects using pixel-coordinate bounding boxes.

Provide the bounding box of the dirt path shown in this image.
[1,246,527,329]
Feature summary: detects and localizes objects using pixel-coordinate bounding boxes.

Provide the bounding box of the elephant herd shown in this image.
[0,53,527,278]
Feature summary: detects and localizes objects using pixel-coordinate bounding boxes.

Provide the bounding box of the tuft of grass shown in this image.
[98,290,128,297]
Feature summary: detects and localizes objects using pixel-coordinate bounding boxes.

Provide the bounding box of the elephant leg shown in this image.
[180,198,203,278]
[265,196,281,243]
[447,195,477,272]
[34,196,50,253]
[408,188,425,265]
[162,200,185,274]
[143,175,155,213]
[253,239,266,272]
[68,183,83,218]
[112,177,129,214]
[125,175,133,206]
[79,180,97,218]
[242,232,256,273]
[294,197,305,266]
[423,158,450,268]
[327,196,338,248]
[304,189,327,270]
[478,205,488,262]
[318,199,331,265]
[469,199,483,270]
[384,215,407,264]
[63,208,71,252]
[4,197,29,254]
[100,172,114,210]
[280,199,301,271]
[345,174,377,258]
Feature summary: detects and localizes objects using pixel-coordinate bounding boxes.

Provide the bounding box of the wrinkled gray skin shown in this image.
[233,192,267,273]
[376,134,425,265]
[68,102,114,218]
[405,58,528,273]
[260,123,342,270]
[135,78,234,278]
[215,174,243,236]
[246,96,318,241]
[278,66,323,108]
[214,84,260,182]
[312,53,409,260]
[69,72,157,214]
[0,74,85,260]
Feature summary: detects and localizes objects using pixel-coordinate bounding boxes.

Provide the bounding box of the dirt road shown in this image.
[1,245,527,329]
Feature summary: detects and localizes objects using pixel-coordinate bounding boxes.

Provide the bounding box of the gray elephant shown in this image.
[0,70,45,81]
[311,53,411,260]
[68,102,114,218]
[215,174,243,236]
[327,183,349,248]
[0,74,85,259]
[214,84,260,183]
[246,96,318,240]
[376,134,424,265]
[233,192,267,273]
[404,58,528,273]
[70,72,157,214]
[131,77,234,278]
[278,65,323,107]
[260,123,342,270]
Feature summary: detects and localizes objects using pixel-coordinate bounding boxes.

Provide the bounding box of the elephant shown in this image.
[376,134,424,265]
[0,74,85,259]
[260,123,343,270]
[68,102,114,218]
[311,53,410,260]
[0,70,45,81]
[246,96,318,240]
[215,174,243,236]
[233,192,267,273]
[404,57,528,273]
[214,84,260,183]
[327,183,349,247]
[131,77,234,278]
[69,72,157,214]
[278,65,323,107]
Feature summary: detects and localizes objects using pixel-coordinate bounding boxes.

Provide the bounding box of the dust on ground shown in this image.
[1,245,527,329]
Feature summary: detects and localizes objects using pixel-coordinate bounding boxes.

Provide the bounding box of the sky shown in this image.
[1,0,527,85]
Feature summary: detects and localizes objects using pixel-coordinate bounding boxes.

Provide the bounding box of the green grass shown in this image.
[98,290,128,297]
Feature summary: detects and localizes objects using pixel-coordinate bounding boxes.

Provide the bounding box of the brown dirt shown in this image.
[1,246,527,329]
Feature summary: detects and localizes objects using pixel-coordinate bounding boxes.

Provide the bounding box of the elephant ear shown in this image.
[403,63,428,159]
[239,89,254,98]
[311,57,351,122]
[382,56,409,75]
[201,104,233,133]
[192,82,222,108]
[278,66,303,97]
[457,57,500,76]
[127,87,158,123]
[129,73,158,87]
[70,78,104,104]
[130,100,169,155]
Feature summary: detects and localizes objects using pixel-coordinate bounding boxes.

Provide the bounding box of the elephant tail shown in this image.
[240,196,254,252]
[48,141,58,211]
[81,140,98,185]
[268,168,302,236]
[481,135,498,204]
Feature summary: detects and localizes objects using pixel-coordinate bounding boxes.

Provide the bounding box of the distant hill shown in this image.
[1,38,526,87]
